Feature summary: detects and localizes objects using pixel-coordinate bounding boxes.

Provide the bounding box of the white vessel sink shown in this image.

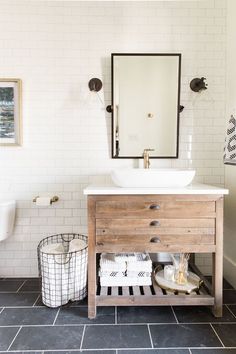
[111,168,195,188]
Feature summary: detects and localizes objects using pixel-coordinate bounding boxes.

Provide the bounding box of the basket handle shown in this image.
[61,234,76,242]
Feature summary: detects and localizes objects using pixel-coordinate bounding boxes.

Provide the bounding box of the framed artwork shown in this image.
[0,79,22,146]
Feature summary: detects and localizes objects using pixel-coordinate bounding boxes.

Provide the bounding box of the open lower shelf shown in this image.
[96,277,214,306]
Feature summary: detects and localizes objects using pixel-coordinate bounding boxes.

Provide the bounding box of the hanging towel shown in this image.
[224,115,236,165]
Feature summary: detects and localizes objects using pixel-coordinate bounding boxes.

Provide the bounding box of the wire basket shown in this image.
[37,233,88,308]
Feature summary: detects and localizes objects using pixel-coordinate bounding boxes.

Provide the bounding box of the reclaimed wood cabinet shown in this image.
[85,187,227,319]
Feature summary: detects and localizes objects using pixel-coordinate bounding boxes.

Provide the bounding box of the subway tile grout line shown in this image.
[16,280,27,293]
[210,323,225,348]
[52,308,60,325]
[171,306,179,323]
[226,304,236,319]
[7,326,22,351]
[147,324,154,348]
[80,324,86,350]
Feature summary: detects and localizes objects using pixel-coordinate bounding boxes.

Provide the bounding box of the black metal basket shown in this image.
[37,233,88,308]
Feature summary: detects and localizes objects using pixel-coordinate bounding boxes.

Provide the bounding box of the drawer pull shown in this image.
[149,204,160,210]
[150,220,160,227]
[150,236,161,243]
[96,242,104,246]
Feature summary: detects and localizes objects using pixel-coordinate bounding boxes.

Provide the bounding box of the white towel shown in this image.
[69,238,87,252]
[224,115,236,164]
[68,238,88,301]
[41,240,88,307]
[40,244,69,308]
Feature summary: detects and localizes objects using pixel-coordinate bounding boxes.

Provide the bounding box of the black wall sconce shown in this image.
[88,78,103,92]
[190,77,208,92]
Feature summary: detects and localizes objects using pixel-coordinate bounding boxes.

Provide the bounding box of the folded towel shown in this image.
[114,253,136,263]
[41,243,65,254]
[224,115,236,165]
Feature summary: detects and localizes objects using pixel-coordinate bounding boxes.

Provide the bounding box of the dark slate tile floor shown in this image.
[0,277,236,353]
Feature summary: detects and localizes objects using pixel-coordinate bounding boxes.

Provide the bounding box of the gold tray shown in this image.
[154,269,203,294]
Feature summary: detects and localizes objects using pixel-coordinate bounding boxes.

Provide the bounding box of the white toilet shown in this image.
[0,200,16,241]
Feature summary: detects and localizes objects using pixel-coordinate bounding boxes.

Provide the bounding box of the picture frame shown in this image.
[0,78,22,146]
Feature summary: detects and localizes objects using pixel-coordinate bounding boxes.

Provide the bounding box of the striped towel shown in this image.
[224,115,236,165]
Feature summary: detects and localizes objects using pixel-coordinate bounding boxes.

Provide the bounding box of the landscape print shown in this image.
[0,86,15,139]
[0,79,21,145]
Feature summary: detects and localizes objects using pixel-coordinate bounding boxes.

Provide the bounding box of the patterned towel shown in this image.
[224,115,236,164]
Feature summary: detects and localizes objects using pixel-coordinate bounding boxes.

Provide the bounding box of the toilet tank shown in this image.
[0,200,16,241]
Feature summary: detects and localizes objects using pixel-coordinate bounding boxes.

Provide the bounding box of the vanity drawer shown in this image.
[96,233,216,253]
[96,233,215,246]
[96,218,215,236]
[95,198,216,218]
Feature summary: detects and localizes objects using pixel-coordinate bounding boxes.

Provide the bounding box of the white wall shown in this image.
[224,0,236,288]
[0,0,226,276]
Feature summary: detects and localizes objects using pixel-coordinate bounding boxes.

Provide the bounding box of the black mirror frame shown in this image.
[111,53,181,159]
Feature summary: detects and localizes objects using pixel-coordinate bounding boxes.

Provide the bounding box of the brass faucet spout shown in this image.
[143,149,155,169]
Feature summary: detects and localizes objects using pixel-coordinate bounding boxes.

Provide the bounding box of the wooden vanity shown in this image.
[84,184,228,319]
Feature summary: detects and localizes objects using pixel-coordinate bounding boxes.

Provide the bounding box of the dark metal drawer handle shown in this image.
[150,220,160,227]
[150,237,161,243]
[96,242,104,246]
[149,204,160,210]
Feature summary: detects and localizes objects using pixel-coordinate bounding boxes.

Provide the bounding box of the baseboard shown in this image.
[224,254,236,289]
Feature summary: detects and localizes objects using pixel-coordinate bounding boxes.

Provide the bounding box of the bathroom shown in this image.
[0,0,236,352]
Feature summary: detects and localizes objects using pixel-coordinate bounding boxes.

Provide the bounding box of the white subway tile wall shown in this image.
[0,0,226,276]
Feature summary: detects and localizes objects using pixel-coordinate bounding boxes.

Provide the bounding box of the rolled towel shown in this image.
[69,239,87,252]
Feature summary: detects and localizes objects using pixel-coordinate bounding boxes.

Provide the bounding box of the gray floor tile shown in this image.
[118,350,190,354]
[34,295,87,307]
[173,305,235,323]
[0,352,42,354]
[0,293,39,306]
[224,290,236,304]
[0,307,58,325]
[213,324,236,347]
[228,305,236,317]
[117,306,176,324]
[70,297,88,306]
[0,327,20,351]
[1,278,29,281]
[45,351,115,354]
[10,326,84,350]
[0,280,24,292]
[18,279,41,292]
[150,324,222,348]
[55,306,115,324]
[192,350,236,353]
[205,277,234,290]
[82,324,151,349]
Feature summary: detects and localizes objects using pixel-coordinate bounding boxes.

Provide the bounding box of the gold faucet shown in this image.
[143,148,154,169]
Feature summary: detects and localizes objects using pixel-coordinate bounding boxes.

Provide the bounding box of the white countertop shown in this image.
[83,183,229,195]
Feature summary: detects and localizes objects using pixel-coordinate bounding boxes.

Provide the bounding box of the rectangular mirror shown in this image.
[111,53,181,158]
